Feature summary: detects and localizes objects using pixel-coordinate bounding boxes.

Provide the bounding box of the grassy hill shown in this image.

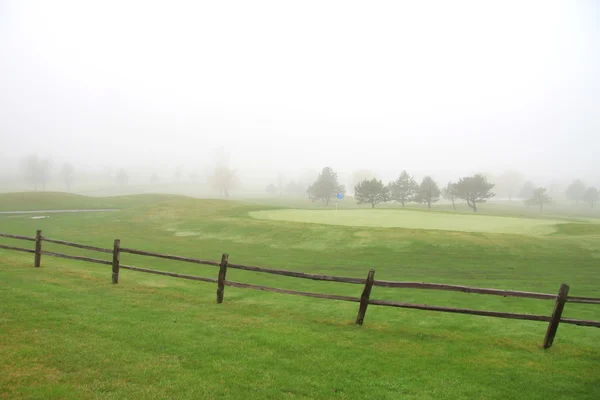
[1,193,599,399]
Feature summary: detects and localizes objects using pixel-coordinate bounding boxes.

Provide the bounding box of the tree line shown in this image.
[12,154,600,209]
[351,170,494,212]
[304,167,599,212]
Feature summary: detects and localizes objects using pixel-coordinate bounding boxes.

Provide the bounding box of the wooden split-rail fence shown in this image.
[1,230,599,349]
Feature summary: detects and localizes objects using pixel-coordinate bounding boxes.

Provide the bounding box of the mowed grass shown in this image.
[1,193,600,399]
[250,209,565,235]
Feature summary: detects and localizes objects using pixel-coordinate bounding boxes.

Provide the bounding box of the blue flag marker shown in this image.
[335,193,343,213]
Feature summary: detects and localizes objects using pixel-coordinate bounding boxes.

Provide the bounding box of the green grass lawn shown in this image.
[1,193,599,399]
[249,209,571,235]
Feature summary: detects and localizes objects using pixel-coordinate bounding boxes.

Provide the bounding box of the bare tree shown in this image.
[209,148,239,198]
[21,154,51,191]
[209,166,239,198]
[60,163,75,192]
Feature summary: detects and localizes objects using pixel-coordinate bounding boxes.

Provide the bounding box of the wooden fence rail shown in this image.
[373,280,557,300]
[1,229,599,349]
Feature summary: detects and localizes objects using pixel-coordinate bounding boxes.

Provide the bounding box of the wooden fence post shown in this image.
[217,253,229,304]
[112,239,121,284]
[542,283,570,349]
[356,269,375,326]
[34,229,42,267]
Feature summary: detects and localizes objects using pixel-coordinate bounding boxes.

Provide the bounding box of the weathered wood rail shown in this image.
[1,229,599,349]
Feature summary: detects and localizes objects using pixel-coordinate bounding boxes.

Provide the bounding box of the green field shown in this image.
[250,209,566,235]
[1,193,599,399]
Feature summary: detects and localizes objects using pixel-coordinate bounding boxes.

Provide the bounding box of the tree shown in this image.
[307,167,345,206]
[518,181,535,199]
[388,170,418,207]
[21,154,50,191]
[565,179,586,204]
[189,171,200,182]
[285,181,305,197]
[494,170,524,201]
[150,173,159,184]
[174,166,183,181]
[60,163,75,192]
[454,174,495,212]
[525,187,552,212]
[116,169,129,188]
[441,181,458,211]
[416,176,440,209]
[583,187,599,208]
[354,178,390,208]
[209,166,238,198]
[266,184,277,196]
[209,148,239,198]
[277,174,284,197]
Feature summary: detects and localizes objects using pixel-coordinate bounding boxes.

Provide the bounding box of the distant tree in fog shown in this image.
[266,184,277,196]
[116,168,129,187]
[441,181,458,211]
[518,181,535,199]
[189,171,200,182]
[150,173,159,184]
[565,180,586,204]
[525,187,552,212]
[284,181,305,197]
[583,187,599,208]
[209,166,238,198]
[60,163,75,192]
[21,154,50,191]
[307,167,345,206]
[415,176,440,209]
[354,178,389,208]
[494,170,524,200]
[174,166,182,181]
[277,174,285,197]
[388,170,418,207]
[208,147,239,198]
[454,174,495,212]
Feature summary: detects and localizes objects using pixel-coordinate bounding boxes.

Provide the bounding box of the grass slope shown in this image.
[1,193,599,399]
[0,192,184,212]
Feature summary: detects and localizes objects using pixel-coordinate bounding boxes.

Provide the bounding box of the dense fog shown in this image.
[1,1,598,197]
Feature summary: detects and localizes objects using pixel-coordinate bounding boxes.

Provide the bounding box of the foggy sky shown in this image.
[1,0,599,184]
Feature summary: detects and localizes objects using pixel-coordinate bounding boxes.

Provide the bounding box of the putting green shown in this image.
[250,209,563,235]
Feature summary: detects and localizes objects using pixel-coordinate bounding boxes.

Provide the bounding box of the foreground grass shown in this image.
[1,193,599,399]
[2,257,599,400]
